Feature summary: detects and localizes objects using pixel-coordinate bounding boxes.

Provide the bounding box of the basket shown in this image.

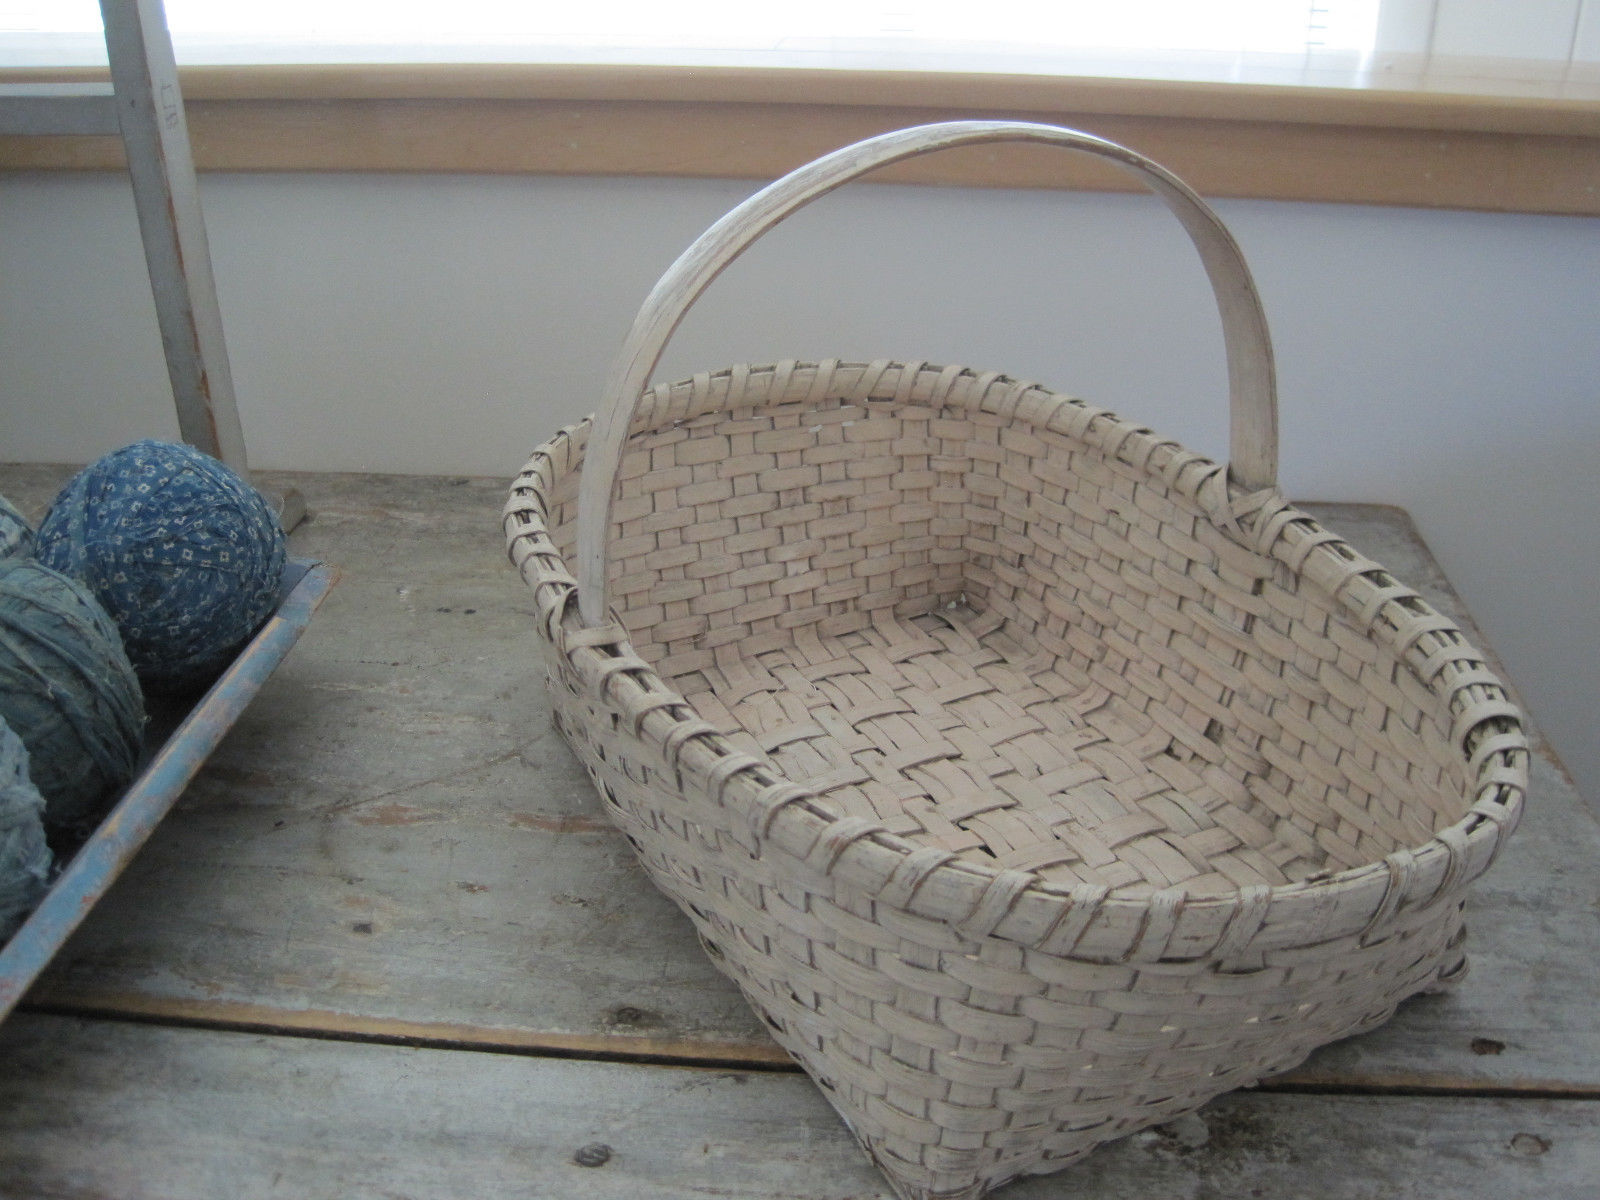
[504,122,1528,1200]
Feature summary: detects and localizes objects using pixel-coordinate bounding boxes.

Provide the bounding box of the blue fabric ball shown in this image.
[0,716,53,942]
[0,493,31,561]
[37,440,287,693]
[0,558,144,839]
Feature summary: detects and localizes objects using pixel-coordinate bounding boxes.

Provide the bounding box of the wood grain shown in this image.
[0,64,1595,214]
[8,62,1598,132]
[2,467,1594,1095]
[0,1011,1595,1200]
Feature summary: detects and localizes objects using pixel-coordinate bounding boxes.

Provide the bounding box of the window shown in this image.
[1,1,1595,214]
[8,1,1587,76]
[2,1,1384,65]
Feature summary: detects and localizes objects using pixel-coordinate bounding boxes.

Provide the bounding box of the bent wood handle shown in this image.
[577,120,1278,626]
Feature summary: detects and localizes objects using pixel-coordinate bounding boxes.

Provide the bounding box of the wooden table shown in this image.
[0,466,1594,1198]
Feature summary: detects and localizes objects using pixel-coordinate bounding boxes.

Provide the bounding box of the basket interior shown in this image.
[545,373,1473,899]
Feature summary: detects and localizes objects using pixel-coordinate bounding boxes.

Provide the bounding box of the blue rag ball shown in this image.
[0,716,53,942]
[37,440,287,693]
[0,557,144,839]
[0,493,31,561]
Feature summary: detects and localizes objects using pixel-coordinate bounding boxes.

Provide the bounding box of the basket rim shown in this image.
[506,359,1529,962]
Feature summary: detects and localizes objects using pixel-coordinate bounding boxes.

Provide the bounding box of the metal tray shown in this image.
[0,558,337,1018]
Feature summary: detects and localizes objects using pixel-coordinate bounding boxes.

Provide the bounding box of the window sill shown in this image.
[1,61,1597,214]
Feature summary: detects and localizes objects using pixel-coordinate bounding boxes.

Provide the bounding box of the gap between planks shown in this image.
[21,993,1600,1101]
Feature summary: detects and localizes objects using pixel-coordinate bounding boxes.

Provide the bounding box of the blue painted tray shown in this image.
[0,558,337,1018]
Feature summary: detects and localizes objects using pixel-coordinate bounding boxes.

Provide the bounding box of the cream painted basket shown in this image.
[504,122,1528,1200]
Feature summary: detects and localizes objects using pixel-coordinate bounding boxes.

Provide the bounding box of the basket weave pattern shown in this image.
[506,359,1526,1199]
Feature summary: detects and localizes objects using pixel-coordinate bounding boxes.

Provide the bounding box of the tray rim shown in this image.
[0,558,338,1019]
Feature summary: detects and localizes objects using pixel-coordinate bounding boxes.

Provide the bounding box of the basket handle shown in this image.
[577,120,1277,626]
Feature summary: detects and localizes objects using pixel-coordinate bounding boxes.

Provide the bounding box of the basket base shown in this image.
[670,602,1352,896]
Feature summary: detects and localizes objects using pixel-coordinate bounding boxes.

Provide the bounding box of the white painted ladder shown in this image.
[0,0,303,528]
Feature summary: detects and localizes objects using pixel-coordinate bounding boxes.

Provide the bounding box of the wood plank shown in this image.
[1,465,777,1058]
[1,1011,1595,1200]
[3,467,1594,1095]
[8,62,1600,132]
[1,96,1596,216]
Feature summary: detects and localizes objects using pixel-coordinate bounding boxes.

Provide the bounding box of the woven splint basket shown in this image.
[505,123,1528,1200]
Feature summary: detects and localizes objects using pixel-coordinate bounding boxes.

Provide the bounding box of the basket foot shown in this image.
[860,1141,994,1200]
[881,1179,989,1200]
[1422,950,1471,994]
[1421,922,1471,995]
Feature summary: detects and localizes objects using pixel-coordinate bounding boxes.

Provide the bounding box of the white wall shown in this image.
[0,169,1595,804]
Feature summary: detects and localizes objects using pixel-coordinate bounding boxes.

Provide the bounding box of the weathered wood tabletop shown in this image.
[0,466,1593,1199]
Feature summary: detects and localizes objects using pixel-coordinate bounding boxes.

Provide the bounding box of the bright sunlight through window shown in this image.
[1,1,1384,68]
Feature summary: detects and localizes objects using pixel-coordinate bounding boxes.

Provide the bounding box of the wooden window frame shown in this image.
[1,62,1596,214]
